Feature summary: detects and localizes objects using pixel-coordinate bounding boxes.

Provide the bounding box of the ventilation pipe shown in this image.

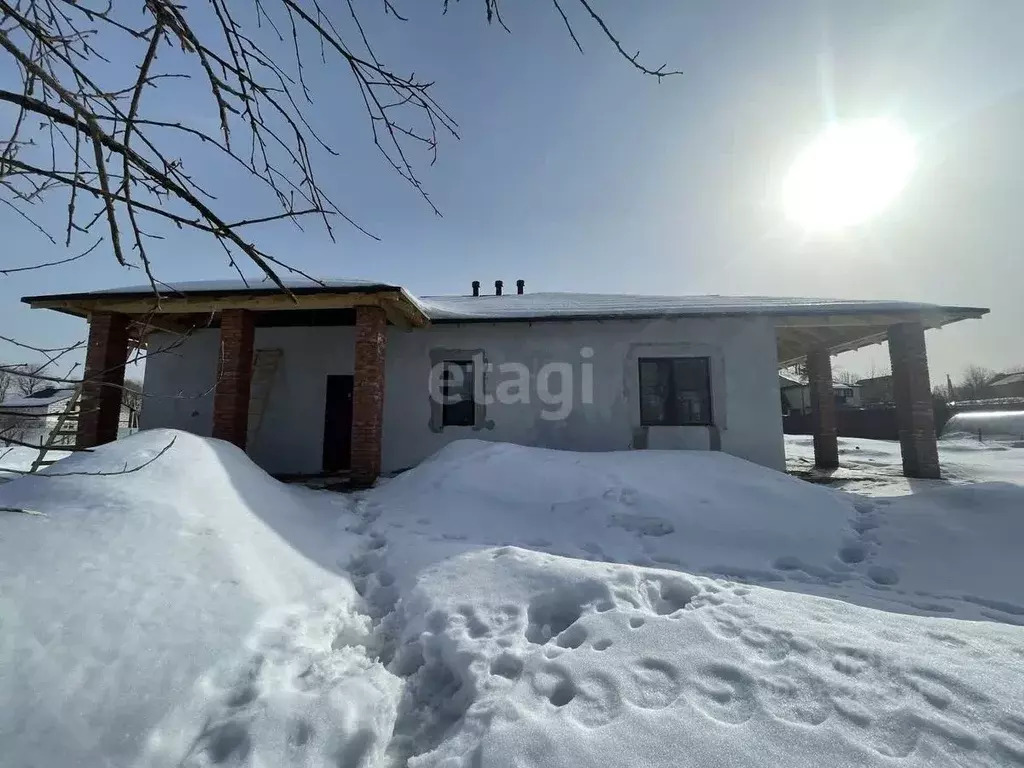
[495,280,503,296]
[516,279,525,295]
[472,280,480,297]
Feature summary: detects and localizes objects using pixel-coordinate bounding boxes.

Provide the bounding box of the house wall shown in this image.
[782,385,811,415]
[991,379,1024,399]
[858,376,894,405]
[781,384,861,415]
[141,315,785,474]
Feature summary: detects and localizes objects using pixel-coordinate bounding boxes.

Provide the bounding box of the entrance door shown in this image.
[322,375,354,472]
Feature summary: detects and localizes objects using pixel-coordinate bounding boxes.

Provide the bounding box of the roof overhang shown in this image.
[20,283,988,363]
[774,305,988,368]
[21,283,431,332]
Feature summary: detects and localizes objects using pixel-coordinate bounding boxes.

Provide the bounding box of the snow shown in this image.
[26,277,986,324]
[786,433,1024,494]
[412,292,982,323]
[0,431,364,767]
[3,431,1024,767]
[0,387,74,409]
[85,277,398,295]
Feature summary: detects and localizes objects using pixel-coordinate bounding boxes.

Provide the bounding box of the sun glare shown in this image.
[782,119,916,232]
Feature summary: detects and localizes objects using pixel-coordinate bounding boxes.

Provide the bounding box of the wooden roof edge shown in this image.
[776,305,989,367]
[21,287,431,328]
[773,305,989,329]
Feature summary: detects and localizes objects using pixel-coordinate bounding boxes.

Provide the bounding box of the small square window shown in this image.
[441,360,476,427]
[638,357,712,426]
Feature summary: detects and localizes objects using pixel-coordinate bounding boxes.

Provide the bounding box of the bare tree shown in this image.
[0,2,677,486]
[3,362,51,397]
[833,368,861,386]
[0,366,10,402]
[0,0,678,291]
[956,365,995,401]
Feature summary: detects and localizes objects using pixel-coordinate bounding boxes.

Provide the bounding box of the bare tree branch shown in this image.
[1,0,676,294]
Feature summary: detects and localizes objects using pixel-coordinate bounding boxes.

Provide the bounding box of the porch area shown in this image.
[775,309,971,480]
[23,281,428,487]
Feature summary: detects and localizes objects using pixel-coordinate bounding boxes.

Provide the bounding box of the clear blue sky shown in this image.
[2,0,1022,383]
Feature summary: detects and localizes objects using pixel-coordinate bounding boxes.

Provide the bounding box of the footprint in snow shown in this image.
[757,673,831,726]
[608,513,674,537]
[689,663,757,725]
[867,566,900,586]
[623,658,682,710]
[569,672,625,728]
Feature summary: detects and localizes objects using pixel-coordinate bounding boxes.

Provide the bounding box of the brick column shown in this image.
[77,312,130,447]
[212,309,254,449]
[806,347,839,469]
[351,305,387,486]
[888,322,940,478]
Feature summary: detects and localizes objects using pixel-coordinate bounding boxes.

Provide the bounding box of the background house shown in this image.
[988,371,1024,399]
[856,374,894,405]
[0,384,137,448]
[0,386,77,446]
[780,373,861,415]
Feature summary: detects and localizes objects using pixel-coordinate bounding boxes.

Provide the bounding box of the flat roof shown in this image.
[22,278,989,324]
[21,278,989,366]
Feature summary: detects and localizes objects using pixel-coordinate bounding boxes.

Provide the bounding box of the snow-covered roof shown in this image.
[415,292,982,323]
[991,372,1024,388]
[778,373,859,390]
[87,277,394,296]
[0,386,75,409]
[25,278,988,325]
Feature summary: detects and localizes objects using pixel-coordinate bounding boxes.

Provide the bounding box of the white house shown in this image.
[0,386,77,446]
[22,279,988,482]
[779,373,862,415]
[0,384,138,447]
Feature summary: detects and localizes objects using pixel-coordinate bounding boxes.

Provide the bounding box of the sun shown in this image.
[782,119,916,232]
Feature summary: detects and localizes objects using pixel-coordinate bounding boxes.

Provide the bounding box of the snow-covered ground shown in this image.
[786,433,1024,495]
[0,445,71,480]
[2,431,1023,768]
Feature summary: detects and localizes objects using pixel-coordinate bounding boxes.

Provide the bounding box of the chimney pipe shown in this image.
[516,279,525,295]
[495,280,503,296]
[471,280,480,297]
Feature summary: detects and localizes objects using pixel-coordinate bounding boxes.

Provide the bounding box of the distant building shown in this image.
[856,374,894,405]
[780,373,861,415]
[0,386,77,446]
[0,385,137,447]
[988,372,1024,399]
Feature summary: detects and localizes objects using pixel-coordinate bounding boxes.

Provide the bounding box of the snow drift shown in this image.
[0,431,373,768]
[2,432,1024,768]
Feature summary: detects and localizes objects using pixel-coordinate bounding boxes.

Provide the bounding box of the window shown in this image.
[638,357,712,426]
[441,360,476,427]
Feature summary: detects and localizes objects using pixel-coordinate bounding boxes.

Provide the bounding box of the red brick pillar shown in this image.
[213,309,254,449]
[77,312,130,447]
[888,321,940,478]
[806,347,839,469]
[351,305,387,486]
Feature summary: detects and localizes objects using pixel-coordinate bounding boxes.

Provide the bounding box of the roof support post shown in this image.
[888,321,940,478]
[213,309,254,449]
[77,311,129,448]
[351,305,387,487]
[806,347,839,469]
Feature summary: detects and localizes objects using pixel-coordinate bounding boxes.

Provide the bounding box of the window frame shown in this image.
[637,356,714,427]
[440,359,477,428]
